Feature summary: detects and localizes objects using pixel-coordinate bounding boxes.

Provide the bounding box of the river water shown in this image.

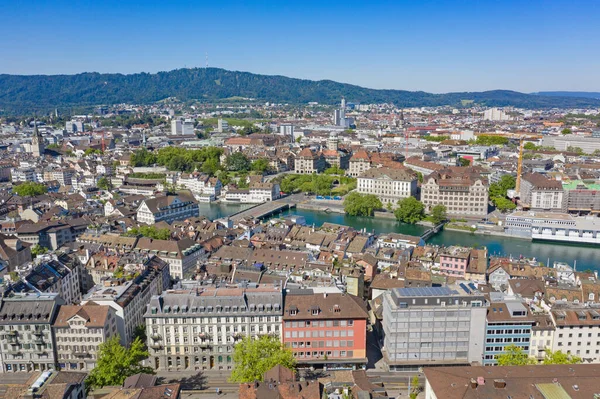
[206,204,600,272]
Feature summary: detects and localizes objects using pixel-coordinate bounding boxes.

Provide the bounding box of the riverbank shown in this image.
[444,226,532,240]
[296,202,346,214]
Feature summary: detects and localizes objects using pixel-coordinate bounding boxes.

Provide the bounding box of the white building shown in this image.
[171,119,183,135]
[551,305,600,362]
[217,119,229,133]
[357,167,417,207]
[136,193,199,225]
[65,120,85,133]
[483,108,511,121]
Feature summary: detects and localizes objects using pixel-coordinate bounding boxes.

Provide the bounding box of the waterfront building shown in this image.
[550,304,600,362]
[0,293,63,373]
[483,294,535,365]
[382,285,486,371]
[136,193,200,225]
[357,167,417,208]
[283,290,368,369]
[145,285,282,371]
[506,211,600,244]
[294,148,325,174]
[421,167,489,217]
[53,303,117,371]
[519,173,564,211]
[81,256,170,346]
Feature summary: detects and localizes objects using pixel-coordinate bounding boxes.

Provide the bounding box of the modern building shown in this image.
[543,135,600,154]
[505,211,600,244]
[519,173,564,211]
[65,120,85,134]
[282,290,369,370]
[81,256,170,346]
[421,167,489,217]
[357,167,418,208]
[0,292,64,373]
[483,294,535,365]
[483,108,511,121]
[217,119,229,133]
[53,303,118,371]
[562,180,600,213]
[136,193,200,225]
[294,148,325,174]
[382,285,486,371]
[145,285,283,371]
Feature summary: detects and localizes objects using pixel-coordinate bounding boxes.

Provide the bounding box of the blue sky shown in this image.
[1,0,599,93]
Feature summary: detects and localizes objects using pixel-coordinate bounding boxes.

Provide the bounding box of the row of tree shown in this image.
[343,193,447,224]
[280,173,356,196]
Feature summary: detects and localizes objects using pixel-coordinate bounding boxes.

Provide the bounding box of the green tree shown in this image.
[295,136,302,143]
[475,135,509,146]
[132,325,147,348]
[493,197,516,212]
[416,172,423,183]
[561,128,572,135]
[84,148,103,156]
[593,149,600,156]
[542,348,581,365]
[343,192,382,217]
[124,226,171,240]
[200,158,222,176]
[458,157,471,166]
[523,142,537,150]
[86,336,153,388]
[31,244,48,258]
[394,197,425,224]
[495,344,537,366]
[230,335,296,383]
[429,204,447,224]
[13,182,48,197]
[567,146,584,154]
[324,166,344,175]
[226,152,251,172]
[97,177,112,190]
[410,375,421,399]
[423,135,450,142]
[250,158,271,174]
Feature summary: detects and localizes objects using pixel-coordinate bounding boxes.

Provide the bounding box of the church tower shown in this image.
[31,121,44,157]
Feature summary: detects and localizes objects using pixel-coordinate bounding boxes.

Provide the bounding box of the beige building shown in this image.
[357,167,418,207]
[137,193,199,225]
[348,150,371,177]
[421,167,489,217]
[294,148,324,174]
[53,303,118,371]
[520,173,564,211]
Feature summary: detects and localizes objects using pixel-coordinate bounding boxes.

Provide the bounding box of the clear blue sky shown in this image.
[1,0,599,93]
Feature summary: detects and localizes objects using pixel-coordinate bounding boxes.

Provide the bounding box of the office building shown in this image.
[357,167,418,207]
[520,173,564,211]
[382,286,486,371]
[136,193,200,225]
[217,119,229,133]
[145,285,282,371]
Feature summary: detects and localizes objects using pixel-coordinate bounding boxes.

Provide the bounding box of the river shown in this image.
[205,204,600,272]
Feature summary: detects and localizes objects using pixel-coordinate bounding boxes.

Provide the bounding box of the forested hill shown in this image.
[1,67,600,114]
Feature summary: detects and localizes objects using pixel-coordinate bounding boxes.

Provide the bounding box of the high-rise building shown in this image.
[182,119,195,135]
[217,119,229,133]
[171,119,183,135]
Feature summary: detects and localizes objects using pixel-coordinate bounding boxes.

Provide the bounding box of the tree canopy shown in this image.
[97,176,112,190]
[394,197,425,224]
[429,204,447,224]
[130,146,223,174]
[474,135,509,146]
[226,152,251,172]
[86,336,153,388]
[343,192,382,217]
[230,335,296,383]
[31,244,48,258]
[250,158,271,174]
[542,348,581,365]
[13,182,48,197]
[280,174,356,196]
[124,225,171,240]
[495,344,537,366]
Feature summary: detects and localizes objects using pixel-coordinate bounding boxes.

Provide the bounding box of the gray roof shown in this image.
[0,293,62,325]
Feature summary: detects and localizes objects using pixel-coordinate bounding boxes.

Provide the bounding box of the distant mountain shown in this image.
[1,68,600,114]
[533,91,600,99]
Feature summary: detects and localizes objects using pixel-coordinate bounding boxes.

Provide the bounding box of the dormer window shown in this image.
[289,306,298,316]
[311,307,320,316]
[333,305,341,313]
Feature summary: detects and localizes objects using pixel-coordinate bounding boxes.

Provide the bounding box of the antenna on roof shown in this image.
[206,52,209,68]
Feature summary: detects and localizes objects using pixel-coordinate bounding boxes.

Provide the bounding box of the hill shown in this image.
[1,68,600,114]
[534,91,600,99]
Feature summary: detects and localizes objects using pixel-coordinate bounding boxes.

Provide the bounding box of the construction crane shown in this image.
[515,136,524,195]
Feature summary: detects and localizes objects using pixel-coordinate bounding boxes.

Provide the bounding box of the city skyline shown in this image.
[1,0,599,93]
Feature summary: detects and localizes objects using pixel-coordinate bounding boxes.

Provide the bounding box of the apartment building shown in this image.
[483,295,535,365]
[282,291,369,369]
[520,173,564,211]
[357,167,417,207]
[53,303,118,371]
[294,148,325,174]
[421,167,489,217]
[145,285,282,371]
[551,304,600,362]
[16,219,90,250]
[382,285,486,371]
[134,238,204,280]
[136,193,199,225]
[82,256,170,346]
[438,246,471,278]
[176,174,222,198]
[0,292,64,373]
[348,150,371,177]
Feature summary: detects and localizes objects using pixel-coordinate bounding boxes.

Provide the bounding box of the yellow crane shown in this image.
[515,136,524,195]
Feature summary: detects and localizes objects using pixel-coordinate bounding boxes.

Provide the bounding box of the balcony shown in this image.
[32,337,45,345]
[71,350,89,357]
[199,341,211,348]
[150,333,162,341]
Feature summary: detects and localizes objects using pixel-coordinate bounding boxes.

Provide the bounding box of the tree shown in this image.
[250,158,271,174]
[475,135,509,146]
[394,197,425,224]
[97,177,112,190]
[343,192,382,217]
[226,152,251,172]
[429,204,447,224]
[489,175,516,198]
[416,172,423,183]
[132,325,147,347]
[495,344,537,366]
[543,348,581,365]
[230,335,296,383]
[410,375,421,399]
[124,226,171,240]
[31,244,48,258]
[523,142,537,150]
[493,196,516,212]
[458,157,471,166]
[567,146,584,154]
[324,166,344,175]
[86,336,153,388]
[200,158,222,176]
[13,182,48,197]
[295,136,302,143]
[561,128,572,135]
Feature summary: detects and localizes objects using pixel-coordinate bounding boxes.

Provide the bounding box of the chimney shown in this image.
[470,378,477,389]
[493,379,506,389]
